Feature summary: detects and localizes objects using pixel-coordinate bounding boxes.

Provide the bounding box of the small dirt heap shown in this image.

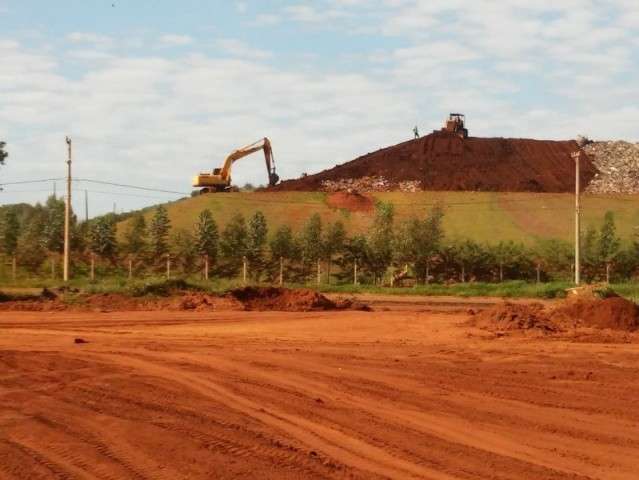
[553,296,639,331]
[584,141,639,194]
[229,287,339,311]
[472,302,559,334]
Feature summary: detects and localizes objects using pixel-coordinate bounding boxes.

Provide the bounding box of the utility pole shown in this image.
[63,136,72,282]
[84,189,89,223]
[571,151,581,285]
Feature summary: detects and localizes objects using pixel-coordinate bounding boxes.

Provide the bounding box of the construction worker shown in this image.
[413,126,419,139]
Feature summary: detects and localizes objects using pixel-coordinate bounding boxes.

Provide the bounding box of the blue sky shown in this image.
[1,0,638,216]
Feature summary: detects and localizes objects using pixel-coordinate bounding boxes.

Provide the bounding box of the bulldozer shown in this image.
[441,113,468,139]
[192,137,279,193]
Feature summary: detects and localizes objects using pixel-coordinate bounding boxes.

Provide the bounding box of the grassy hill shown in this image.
[117,191,639,245]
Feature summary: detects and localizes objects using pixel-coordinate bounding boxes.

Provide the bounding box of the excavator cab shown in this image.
[444,113,468,139]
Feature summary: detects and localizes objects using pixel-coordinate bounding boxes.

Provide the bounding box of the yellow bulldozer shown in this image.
[441,113,469,138]
[192,137,279,193]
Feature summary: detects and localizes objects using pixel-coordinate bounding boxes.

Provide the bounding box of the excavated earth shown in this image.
[273,133,597,192]
[1,296,638,479]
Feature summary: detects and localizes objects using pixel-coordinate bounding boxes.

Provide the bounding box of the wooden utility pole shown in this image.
[63,136,72,282]
[84,190,89,223]
[572,151,581,285]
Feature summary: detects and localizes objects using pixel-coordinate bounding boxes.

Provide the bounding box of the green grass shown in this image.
[117,191,639,245]
[3,276,639,302]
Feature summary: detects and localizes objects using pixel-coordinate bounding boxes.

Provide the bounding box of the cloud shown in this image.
[215,38,272,59]
[159,34,193,46]
[66,32,113,48]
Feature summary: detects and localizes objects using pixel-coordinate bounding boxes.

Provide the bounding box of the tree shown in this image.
[400,204,445,283]
[300,213,323,278]
[368,202,394,283]
[492,241,529,282]
[171,229,197,274]
[341,235,369,284]
[41,196,66,254]
[269,224,299,282]
[220,213,248,274]
[0,141,7,165]
[16,218,46,273]
[88,215,118,263]
[124,214,148,258]
[598,211,620,282]
[194,209,219,272]
[246,211,268,279]
[323,221,346,283]
[1,209,20,258]
[581,225,599,281]
[149,205,171,260]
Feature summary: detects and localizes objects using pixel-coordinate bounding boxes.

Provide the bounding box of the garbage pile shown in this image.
[584,141,639,194]
[320,176,392,193]
[320,176,423,193]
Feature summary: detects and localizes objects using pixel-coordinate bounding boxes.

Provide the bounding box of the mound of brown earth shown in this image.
[272,132,597,193]
[326,191,374,212]
[552,297,639,331]
[471,302,559,334]
[229,287,340,311]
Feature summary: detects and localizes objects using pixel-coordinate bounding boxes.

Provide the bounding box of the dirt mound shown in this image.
[472,302,559,334]
[229,287,341,311]
[272,132,597,193]
[326,191,374,212]
[552,297,639,331]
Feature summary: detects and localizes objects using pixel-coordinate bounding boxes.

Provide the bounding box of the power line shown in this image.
[0,177,65,186]
[75,178,189,195]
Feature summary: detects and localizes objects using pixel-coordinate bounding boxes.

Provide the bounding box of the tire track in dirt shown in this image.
[88,351,455,480]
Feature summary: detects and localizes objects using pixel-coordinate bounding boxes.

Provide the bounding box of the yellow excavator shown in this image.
[192,137,279,193]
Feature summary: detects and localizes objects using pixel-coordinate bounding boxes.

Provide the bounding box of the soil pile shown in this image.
[272,133,597,193]
[553,296,639,331]
[229,287,339,311]
[326,191,374,212]
[471,302,559,334]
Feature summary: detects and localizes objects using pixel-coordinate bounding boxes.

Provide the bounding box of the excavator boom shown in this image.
[193,137,279,192]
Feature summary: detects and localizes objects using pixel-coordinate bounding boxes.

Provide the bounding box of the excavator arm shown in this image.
[219,137,278,186]
[193,137,279,191]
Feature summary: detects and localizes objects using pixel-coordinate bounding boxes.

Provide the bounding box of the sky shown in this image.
[1,0,638,216]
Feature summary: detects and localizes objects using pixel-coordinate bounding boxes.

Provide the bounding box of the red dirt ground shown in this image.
[1,298,638,479]
[272,132,597,193]
[325,191,374,212]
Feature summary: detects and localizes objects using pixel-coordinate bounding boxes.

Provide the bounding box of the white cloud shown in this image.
[66,32,113,48]
[215,38,272,59]
[159,34,193,46]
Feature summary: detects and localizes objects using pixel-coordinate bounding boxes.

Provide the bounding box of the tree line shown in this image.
[1,195,638,284]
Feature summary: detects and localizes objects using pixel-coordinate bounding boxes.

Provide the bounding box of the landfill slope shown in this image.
[273,133,597,192]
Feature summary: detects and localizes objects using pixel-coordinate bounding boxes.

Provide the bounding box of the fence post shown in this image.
[606,263,611,284]
[279,256,284,286]
[242,256,247,285]
[128,258,133,280]
[166,255,171,280]
[204,255,209,281]
[317,258,321,286]
[12,255,16,283]
[90,254,95,281]
[50,258,55,279]
[536,263,541,284]
[354,259,358,286]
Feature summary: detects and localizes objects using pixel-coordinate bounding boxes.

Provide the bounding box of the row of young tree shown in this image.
[1,195,638,284]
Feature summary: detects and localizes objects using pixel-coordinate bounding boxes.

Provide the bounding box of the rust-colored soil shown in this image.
[325,191,374,212]
[471,302,559,334]
[553,296,639,331]
[229,287,341,311]
[272,133,597,192]
[1,299,638,479]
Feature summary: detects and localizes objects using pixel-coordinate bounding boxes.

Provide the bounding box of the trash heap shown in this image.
[584,141,639,194]
[320,176,391,192]
[320,176,422,193]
